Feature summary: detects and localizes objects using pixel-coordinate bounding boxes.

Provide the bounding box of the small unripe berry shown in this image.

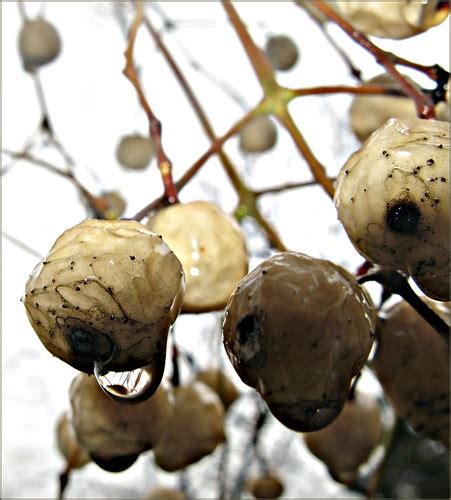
[335,117,449,301]
[116,134,155,170]
[247,471,284,499]
[18,18,61,71]
[264,35,299,72]
[239,116,277,154]
[223,251,376,432]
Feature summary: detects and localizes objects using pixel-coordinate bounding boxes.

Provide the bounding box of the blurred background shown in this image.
[2,2,449,498]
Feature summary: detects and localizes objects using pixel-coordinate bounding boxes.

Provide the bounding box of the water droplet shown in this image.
[94,363,163,404]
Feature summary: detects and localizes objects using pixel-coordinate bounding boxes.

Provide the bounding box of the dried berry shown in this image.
[372,299,449,447]
[223,252,376,432]
[239,116,278,154]
[147,201,248,312]
[18,18,61,71]
[303,393,383,483]
[23,220,184,380]
[335,117,449,301]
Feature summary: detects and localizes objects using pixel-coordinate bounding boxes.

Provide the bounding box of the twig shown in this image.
[312,0,437,119]
[2,231,43,260]
[123,1,179,204]
[290,84,406,98]
[254,177,336,196]
[358,268,449,342]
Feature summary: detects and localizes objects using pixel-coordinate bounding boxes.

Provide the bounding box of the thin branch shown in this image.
[290,84,406,98]
[312,0,436,119]
[123,1,179,204]
[2,231,43,260]
[254,177,336,196]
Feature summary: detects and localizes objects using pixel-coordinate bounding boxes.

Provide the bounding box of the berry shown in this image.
[100,190,127,220]
[349,74,418,143]
[372,298,449,447]
[69,373,172,469]
[264,35,299,72]
[116,134,155,170]
[239,116,278,154]
[18,18,61,71]
[147,201,248,312]
[223,251,376,432]
[23,219,185,375]
[153,381,226,471]
[247,471,284,499]
[333,1,448,40]
[146,487,187,500]
[195,368,240,409]
[303,393,383,483]
[56,412,91,469]
[335,117,449,301]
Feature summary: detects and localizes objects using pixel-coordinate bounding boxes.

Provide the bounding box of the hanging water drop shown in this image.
[94,363,163,404]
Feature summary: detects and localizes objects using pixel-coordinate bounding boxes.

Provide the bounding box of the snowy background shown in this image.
[2,2,449,498]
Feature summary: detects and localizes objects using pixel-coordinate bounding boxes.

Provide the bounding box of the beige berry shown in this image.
[372,299,449,447]
[304,393,383,483]
[223,251,376,432]
[19,18,61,71]
[239,116,277,153]
[153,381,226,471]
[69,373,171,465]
[23,219,184,375]
[116,134,155,170]
[147,201,248,312]
[264,35,299,71]
[146,487,187,500]
[56,412,91,469]
[335,117,449,301]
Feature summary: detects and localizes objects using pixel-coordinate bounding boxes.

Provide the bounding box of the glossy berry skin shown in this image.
[304,393,383,483]
[223,251,376,432]
[239,116,278,153]
[19,18,61,71]
[335,117,449,301]
[264,35,299,71]
[23,219,184,375]
[372,299,449,447]
[147,201,248,313]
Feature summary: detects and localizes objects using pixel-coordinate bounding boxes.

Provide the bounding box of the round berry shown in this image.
[147,201,248,313]
[372,299,449,447]
[335,117,449,301]
[223,251,376,432]
[116,134,155,170]
[18,18,61,71]
[264,35,299,71]
[239,116,278,154]
[247,471,284,499]
[195,368,240,409]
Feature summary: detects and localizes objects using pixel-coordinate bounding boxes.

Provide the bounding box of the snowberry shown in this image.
[147,201,248,312]
[100,190,127,220]
[247,471,284,499]
[23,219,184,376]
[303,393,383,483]
[223,251,376,432]
[264,35,299,71]
[334,1,448,40]
[335,117,449,301]
[69,373,172,471]
[116,134,155,170]
[372,298,449,447]
[153,381,226,471]
[18,18,61,71]
[239,116,278,153]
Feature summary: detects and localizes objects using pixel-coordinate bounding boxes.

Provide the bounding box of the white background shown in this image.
[2,2,449,498]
